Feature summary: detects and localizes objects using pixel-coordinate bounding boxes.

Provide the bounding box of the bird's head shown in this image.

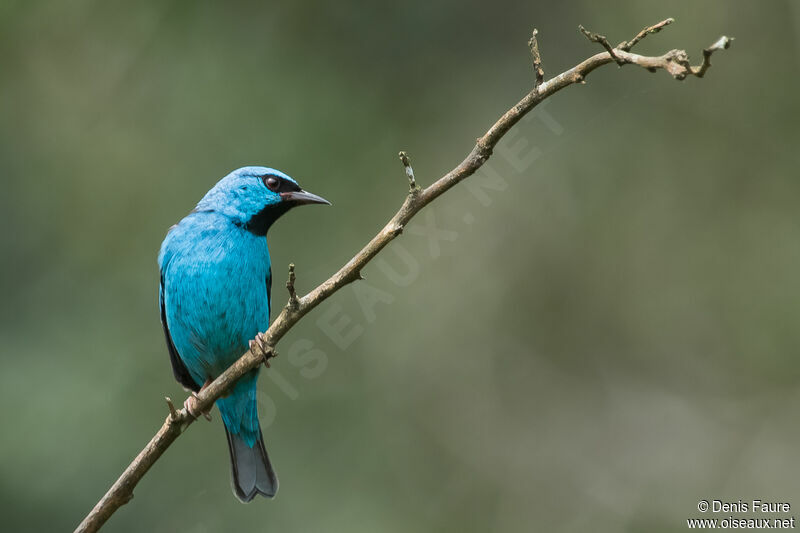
[195,166,330,235]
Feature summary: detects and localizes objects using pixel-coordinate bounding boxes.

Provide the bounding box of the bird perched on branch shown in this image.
[158,166,329,501]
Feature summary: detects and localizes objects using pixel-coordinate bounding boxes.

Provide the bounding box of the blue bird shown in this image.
[158,166,329,501]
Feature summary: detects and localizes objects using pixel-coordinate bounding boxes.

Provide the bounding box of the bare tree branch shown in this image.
[74,19,731,533]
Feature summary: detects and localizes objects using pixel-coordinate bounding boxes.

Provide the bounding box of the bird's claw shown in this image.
[184,392,212,421]
[249,333,274,368]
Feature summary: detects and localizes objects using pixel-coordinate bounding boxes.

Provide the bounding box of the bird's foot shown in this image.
[184,393,212,421]
[184,379,213,421]
[249,332,275,368]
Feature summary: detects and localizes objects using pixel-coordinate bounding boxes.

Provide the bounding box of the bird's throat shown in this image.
[245,203,292,236]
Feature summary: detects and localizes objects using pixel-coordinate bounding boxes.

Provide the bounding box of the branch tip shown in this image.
[165,397,178,421]
[286,263,298,308]
[528,28,545,87]
[693,35,732,77]
[398,151,417,191]
[660,34,732,80]
[618,18,674,51]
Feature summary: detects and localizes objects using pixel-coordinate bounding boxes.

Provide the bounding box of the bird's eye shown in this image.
[264,176,280,191]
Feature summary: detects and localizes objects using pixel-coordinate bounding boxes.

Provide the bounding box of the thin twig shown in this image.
[74,19,731,533]
[618,18,674,51]
[286,263,298,309]
[693,35,733,77]
[579,24,625,66]
[528,29,545,87]
[164,397,178,422]
[398,151,417,191]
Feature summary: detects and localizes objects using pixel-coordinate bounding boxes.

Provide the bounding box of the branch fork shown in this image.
[579,24,625,66]
[578,19,732,80]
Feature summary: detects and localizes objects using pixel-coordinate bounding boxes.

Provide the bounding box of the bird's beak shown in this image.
[280,190,331,206]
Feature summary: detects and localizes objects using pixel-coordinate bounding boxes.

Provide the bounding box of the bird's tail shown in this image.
[225,426,278,502]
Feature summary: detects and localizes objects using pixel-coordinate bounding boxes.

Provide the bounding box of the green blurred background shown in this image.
[1,1,799,531]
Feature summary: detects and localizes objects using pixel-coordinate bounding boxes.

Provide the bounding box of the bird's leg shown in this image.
[184,378,213,421]
[249,332,276,368]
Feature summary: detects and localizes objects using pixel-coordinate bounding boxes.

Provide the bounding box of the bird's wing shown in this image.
[160,270,201,392]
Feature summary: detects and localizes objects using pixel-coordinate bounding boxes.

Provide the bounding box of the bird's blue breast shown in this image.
[159,211,271,385]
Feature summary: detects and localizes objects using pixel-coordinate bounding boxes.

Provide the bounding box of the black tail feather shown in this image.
[225,427,278,502]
